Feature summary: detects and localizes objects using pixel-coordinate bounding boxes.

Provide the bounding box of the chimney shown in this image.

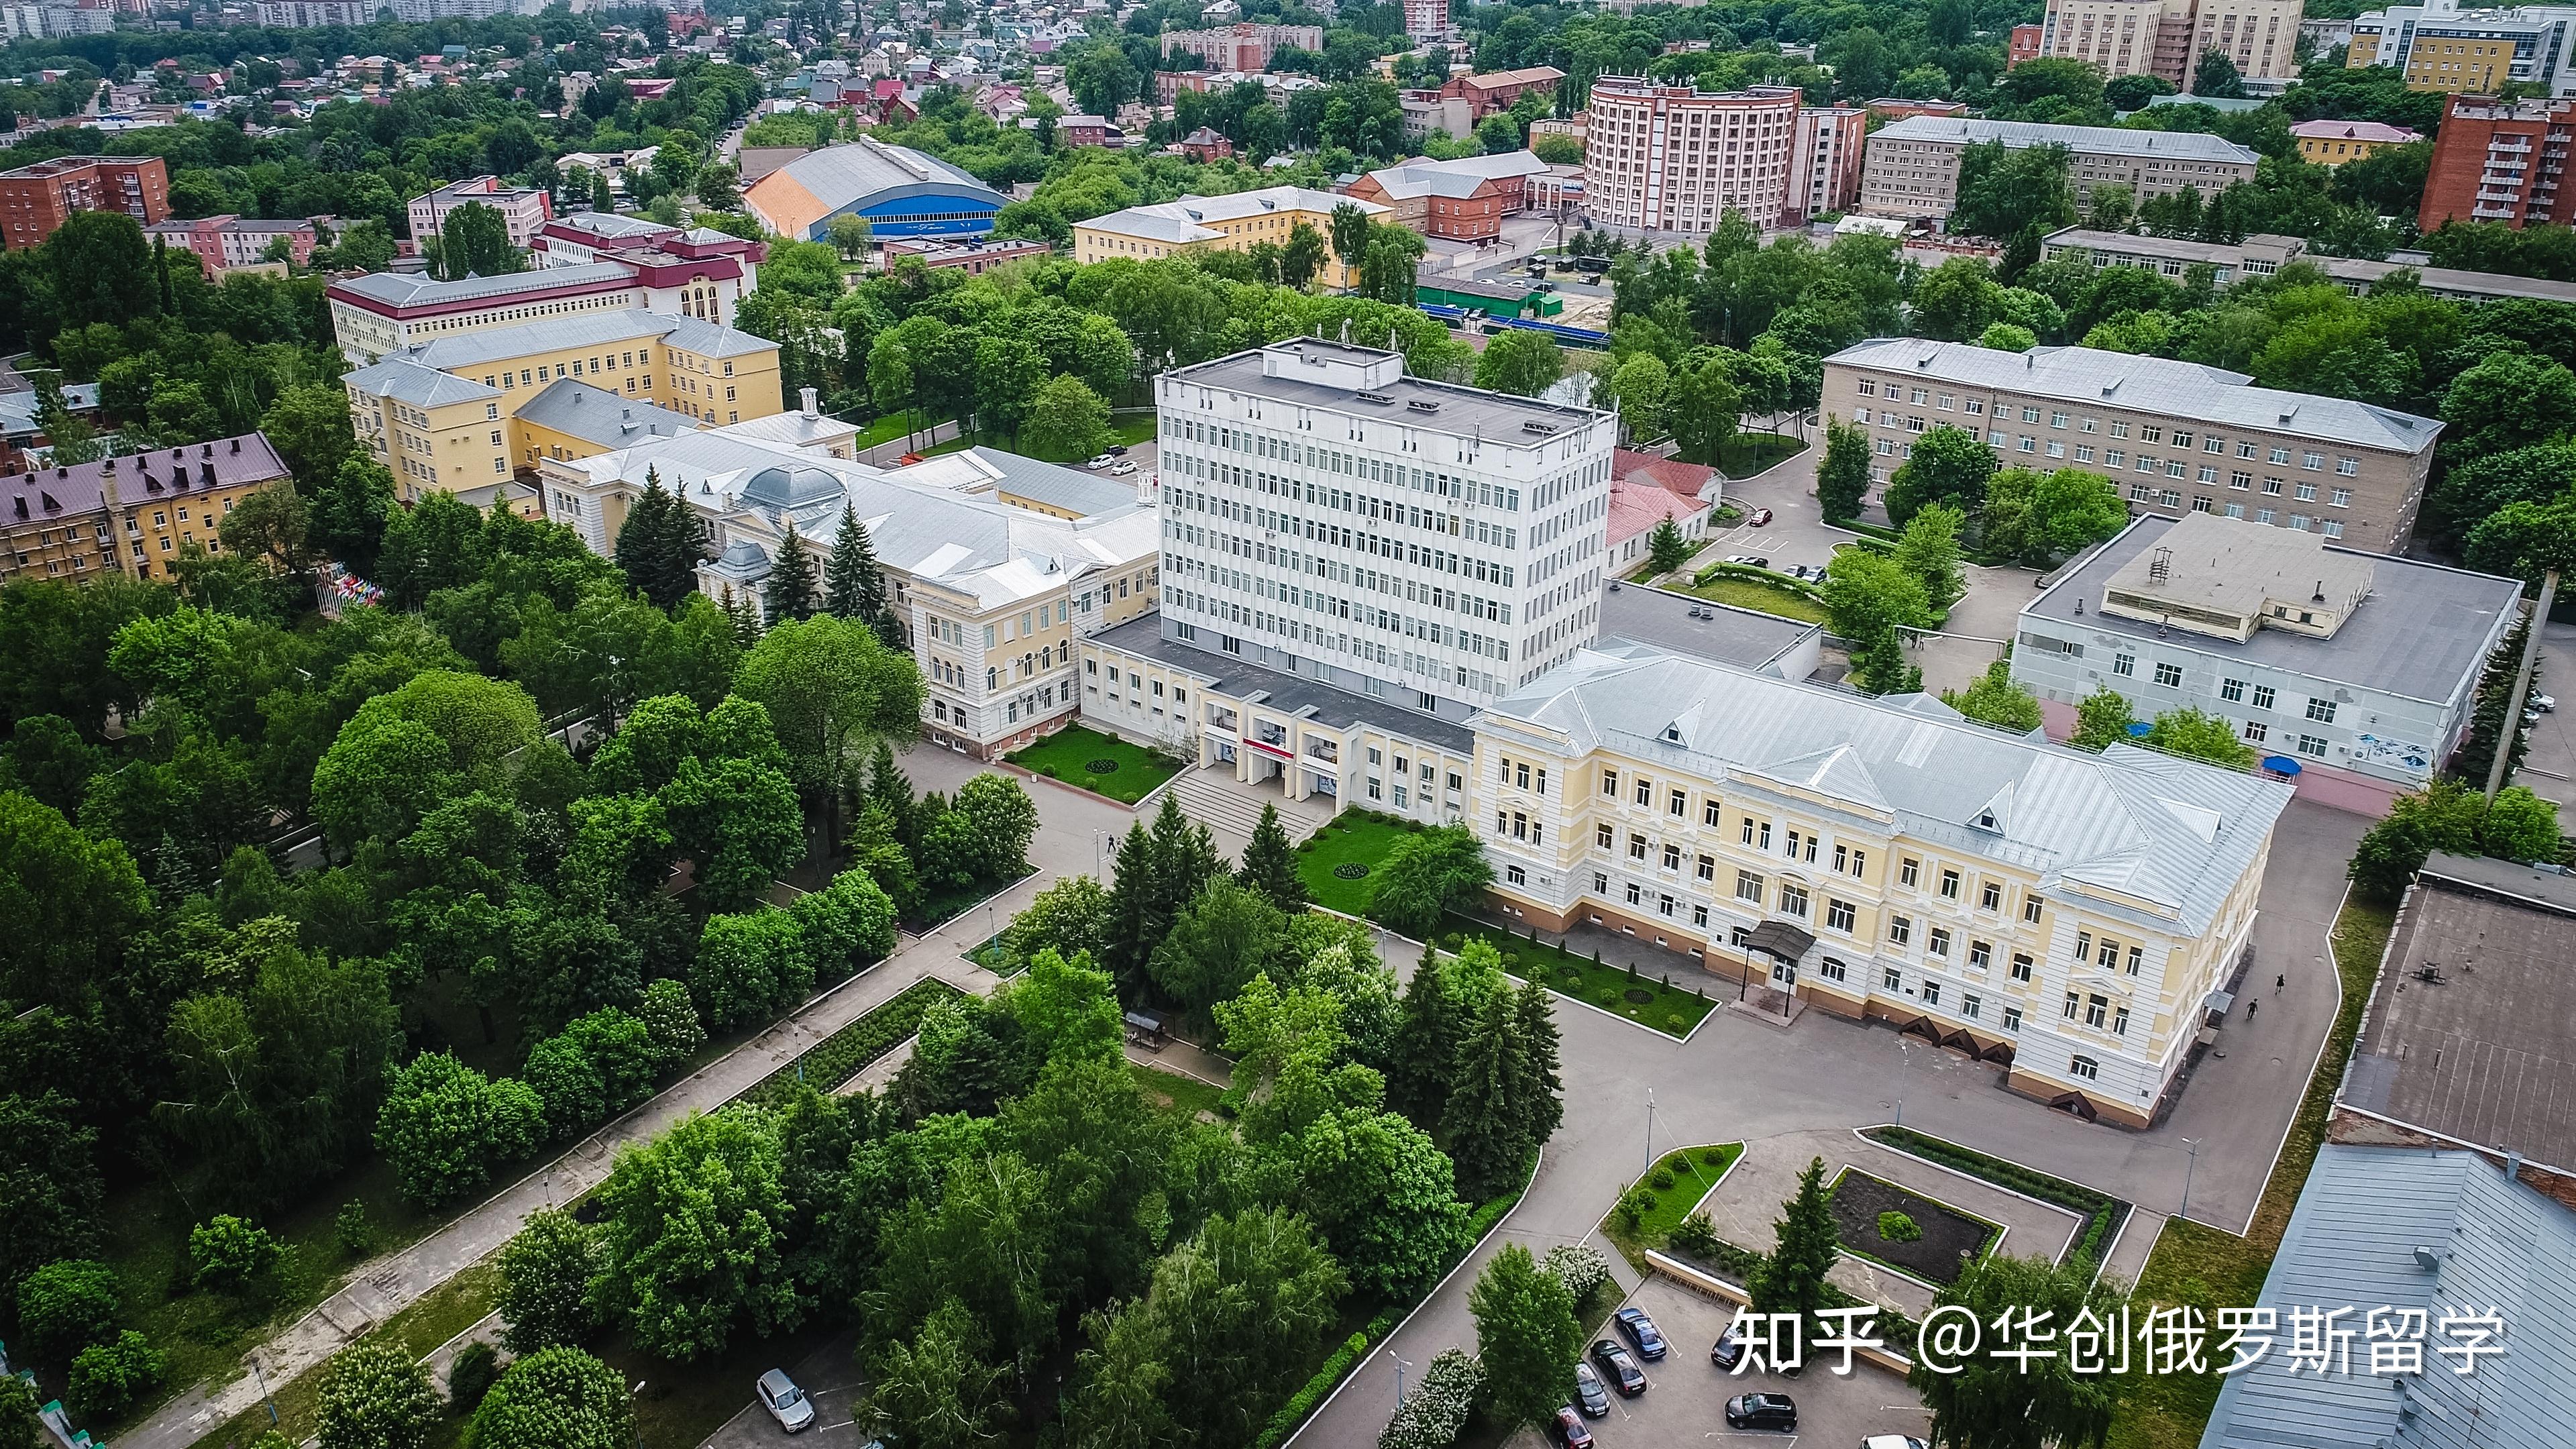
[2313,580,2326,602]
[2506,1148,2524,1183]
[800,386,818,419]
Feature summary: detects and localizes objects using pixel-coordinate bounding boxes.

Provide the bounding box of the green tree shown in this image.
[0,1375,42,1449]
[2146,706,2259,769]
[2193,47,2248,97]
[1364,823,1492,937]
[828,213,875,260]
[1981,466,2127,566]
[764,525,820,624]
[312,456,396,578]
[261,382,358,494]
[735,614,922,837]
[1002,947,1124,1067]
[613,474,701,611]
[1151,876,1290,1020]
[592,1108,800,1360]
[1822,551,1931,694]
[863,1299,1012,1449]
[1023,375,1113,462]
[1909,1253,2126,1449]
[66,1330,162,1419]
[1894,503,1967,609]
[1884,426,1996,525]
[956,772,1040,879]
[2453,616,2536,789]
[2069,685,2140,751]
[2349,779,2564,898]
[690,910,812,1032]
[2443,351,2576,460]
[999,873,1112,970]
[15,1258,120,1362]
[1745,1156,1840,1336]
[1470,1244,1582,1431]
[1942,659,2044,733]
[467,1347,634,1449]
[1235,802,1309,912]
[315,1340,438,1449]
[1359,225,1426,306]
[435,201,523,280]
[188,1215,280,1293]
[2464,494,2576,586]
[373,1051,545,1208]
[825,504,890,629]
[1328,201,1375,286]
[44,211,156,333]
[523,1008,659,1138]
[1980,322,2040,352]
[1817,413,1873,523]
[1646,518,1693,576]
[497,1209,604,1355]
[1474,329,1564,397]
[0,714,102,816]
[1668,355,1742,467]
[1387,945,1462,1127]
[638,977,706,1070]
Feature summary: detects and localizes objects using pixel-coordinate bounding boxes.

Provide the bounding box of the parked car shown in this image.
[1572,1360,1611,1417]
[1747,507,1774,526]
[1590,1339,1648,1396]
[1613,1306,1670,1360]
[1785,564,1825,582]
[1711,1327,1746,1371]
[1085,453,1117,469]
[1724,1393,1798,1431]
[1552,1405,1595,1449]
[1106,461,1139,476]
[1862,1438,1929,1449]
[757,1369,816,1434]
[1104,443,1128,456]
[1725,554,1770,568]
[2535,694,2557,713]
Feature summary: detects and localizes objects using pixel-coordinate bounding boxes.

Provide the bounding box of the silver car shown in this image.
[757,1368,816,1434]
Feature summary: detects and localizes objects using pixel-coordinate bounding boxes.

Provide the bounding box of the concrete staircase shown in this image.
[1167,767,1334,845]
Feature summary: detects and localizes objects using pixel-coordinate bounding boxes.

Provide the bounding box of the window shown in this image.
[2336,457,2358,476]
[1742,817,1772,849]
[2063,991,2082,1020]
[2154,661,2183,688]
[2306,697,2337,724]
[2127,945,2144,975]
[1662,843,1682,871]
[1969,939,1992,969]
[2112,1006,2131,1036]
[1596,824,1614,849]
[2298,734,2329,759]
[1626,881,1642,905]
[2244,720,2269,743]
[2302,451,2324,471]
[1884,966,1904,991]
[1963,993,1982,1020]
[1629,833,1648,860]
[1819,957,1847,983]
[2010,951,2035,982]
[2220,677,2246,703]
[2069,1055,2099,1081]
[1888,915,1912,946]
[2084,994,2109,1027]
[1827,898,1856,932]
[1601,768,1619,797]
[1736,871,1765,904]
[1668,788,1686,817]
[1703,798,1721,827]
[1939,868,1961,900]
[2251,684,2276,710]
[2331,488,2351,508]
[1506,864,1525,885]
[2023,894,2043,923]
[2112,653,2135,677]
[1633,777,1652,806]
[1780,883,1810,918]
[1929,926,1951,957]
[1899,858,1921,888]
[1923,981,1943,1007]
[1594,871,1609,893]
[2002,1005,2024,1032]
[1697,854,1716,881]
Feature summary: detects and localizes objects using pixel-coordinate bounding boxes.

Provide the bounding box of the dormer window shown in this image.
[1664,726,1681,743]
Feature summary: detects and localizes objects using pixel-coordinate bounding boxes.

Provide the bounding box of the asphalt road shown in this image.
[700,1330,868,1449]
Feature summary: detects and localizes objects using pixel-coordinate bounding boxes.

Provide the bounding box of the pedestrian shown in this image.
[2275,973,2285,995]
[2246,999,2259,1021]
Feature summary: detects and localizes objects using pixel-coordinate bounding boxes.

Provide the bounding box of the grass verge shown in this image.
[1442,914,1719,1039]
[185,1262,503,1449]
[1006,724,1185,804]
[1128,1060,1230,1120]
[1602,1144,1745,1268]
[1715,431,1807,479]
[1293,809,1424,916]
[2106,894,2394,1449]
[1677,573,1833,627]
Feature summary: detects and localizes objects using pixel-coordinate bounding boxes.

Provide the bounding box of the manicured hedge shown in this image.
[1865,1125,2132,1272]
[740,979,961,1108]
[1691,561,1830,604]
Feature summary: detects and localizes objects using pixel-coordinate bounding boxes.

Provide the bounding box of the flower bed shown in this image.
[1862,1124,2133,1275]
[739,978,961,1107]
[1006,724,1185,804]
[1825,1167,2001,1286]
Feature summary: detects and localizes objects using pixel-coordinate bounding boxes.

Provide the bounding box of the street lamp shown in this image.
[2178,1137,2202,1225]
[1391,1352,1413,1408]
[249,1357,278,1425]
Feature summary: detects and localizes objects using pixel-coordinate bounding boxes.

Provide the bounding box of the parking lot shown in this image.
[1560,1277,1931,1449]
[700,1330,867,1449]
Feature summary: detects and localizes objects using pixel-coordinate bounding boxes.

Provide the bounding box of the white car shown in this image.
[1106,460,1139,476]
[1784,564,1825,581]
[757,1369,816,1434]
[1085,453,1117,469]
[2534,694,2557,713]
[1861,1438,1929,1449]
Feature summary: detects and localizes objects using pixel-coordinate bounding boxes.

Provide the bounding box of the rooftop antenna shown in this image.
[2148,545,2171,584]
[1338,318,1352,344]
[2313,579,2326,603]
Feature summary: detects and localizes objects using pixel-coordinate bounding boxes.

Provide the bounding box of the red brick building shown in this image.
[1179,126,1235,162]
[2420,93,2576,231]
[1439,66,1564,121]
[0,155,169,250]
[2008,23,2045,66]
[1341,151,1552,241]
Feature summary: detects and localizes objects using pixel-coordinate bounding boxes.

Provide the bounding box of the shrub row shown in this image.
[1252,1311,1395,1449]
[1865,1125,2132,1271]
[1690,561,1831,604]
[740,979,962,1108]
[1662,1241,1924,1361]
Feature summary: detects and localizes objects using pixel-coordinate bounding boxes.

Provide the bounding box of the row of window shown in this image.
[1852,382,2364,473]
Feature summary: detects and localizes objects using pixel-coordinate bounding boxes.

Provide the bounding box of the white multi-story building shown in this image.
[2036,0,2303,89]
[409,175,554,250]
[1150,336,1617,729]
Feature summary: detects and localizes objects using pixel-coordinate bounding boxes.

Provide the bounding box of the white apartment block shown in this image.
[1471,639,2292,1127]
[1860,117,2261,221]
[2038,0,2302,88]
[1152,337,1616,726]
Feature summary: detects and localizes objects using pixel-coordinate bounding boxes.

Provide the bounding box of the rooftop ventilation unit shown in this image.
[1523,421,1558,435]
[1407,399,1441,413]
[1356,390,1395,404]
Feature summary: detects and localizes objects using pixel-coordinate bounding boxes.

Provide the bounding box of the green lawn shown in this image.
[187,1261,502,1449]
[1442,914,1721,1039]
[1006,723,1185,804]
[1130,1061,1231,1120]
[908,864,1036,933]
[1679,574,1834,627]
[852,407,941,451]
[1293,810,1425,916]
[1603,1143,1746,1268]
[1716,431,1807,479]
[2108,896,2395,1449]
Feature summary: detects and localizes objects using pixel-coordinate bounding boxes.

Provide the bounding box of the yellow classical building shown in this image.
[1072,186,1387,289]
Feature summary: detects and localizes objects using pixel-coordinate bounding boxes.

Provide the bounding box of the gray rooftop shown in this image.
[899,446,1142,517]
[2342,860,2576,1171]
[1871,114,2262,165]
[759,139,1007,210]
[2044,225,2576,306]
[513,378,698,447]
[1093,612,1479,754]
[2199,1144,2576,1449]
[330,261,639,310]
[1483,641,2293,936]
[2026,514,2519,705]
[1599,580,1819,675]
[1830,337,2444,455]
[2418,850,2576,915]
[1167,343,1611,452]
[396,309,773,370]
[344,357,502,407]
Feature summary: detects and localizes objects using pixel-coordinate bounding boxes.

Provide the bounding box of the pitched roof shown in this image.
[896,447,1142,517]
[390,309,774,370]
[1079,185,1385,242]
[512,378,699,447]
[1870,114,2262,165]
[344,357,504,407]
[2290,118,2420,143]
[1615,446,1719,501]
[1395,149,1551,180]
[2,433,290,521]
[1479,641,2293,936]
[1607,473,1700,546]
[330,261,638,309]
[1827,337,2443,455]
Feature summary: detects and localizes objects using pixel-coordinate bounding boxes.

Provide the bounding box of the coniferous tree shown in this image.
[2454,616,2536,788]
[863,740,912,833]
[1746,1156,1841,1336]
[1102,820,1158,995]
[824,505,888,623]
[1442,986,1527,1201]
[763,525,820,623]
[1506,979,1564,1148]
[1387,952,1461,1129]
[1235,804,1308,912]
[613,471,700,611]
[719,586,763,647]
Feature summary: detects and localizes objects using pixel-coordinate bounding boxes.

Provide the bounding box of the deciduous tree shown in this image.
[373,1051,544,1207]
[315,1340,438,1449]
[1909,1254,2125,1449]
[497,1209,605,1354]
[467,1347,634,1449]
[1470,1244,1582,1430]
[593,1108,800,1359]
[1364,824,1492,938]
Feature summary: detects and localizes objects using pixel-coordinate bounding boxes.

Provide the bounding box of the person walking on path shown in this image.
[2275,973,2285,995]
[2246,999,2259,1021]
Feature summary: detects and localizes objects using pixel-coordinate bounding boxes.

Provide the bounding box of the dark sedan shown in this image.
[1572,1360,1611,1417]
[1613,1305,1668,1360]
[1589,1339,1647,1397]
[1724,1393,1798,1431]
[1711,1326,1746,1371]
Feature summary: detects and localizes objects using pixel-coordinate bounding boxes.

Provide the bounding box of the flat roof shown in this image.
[1599,580,1819,674]
[1167,344,1609,449]
[1869,114,2262,165]
[2343,862,2576,1171]
[2100,510,2377,620]
[2025,514,2518,704]
[1089,612,1479,754]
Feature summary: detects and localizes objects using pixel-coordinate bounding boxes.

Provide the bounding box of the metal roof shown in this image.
[511,378,698,447]
[2023,514,2518,706]
[1829,337,2445,455]
[343,357,502,407]
[1081,184,1385,244]
[1167,343,1611,452]
[393,309,774,370]
[896,447,1142,517]
[1870,114,2263,165]
[761,139,1008,211]
[1089,613,1480,753]
[1597,580,1817,674]
[331,262,638,309]
[2199,1144,2576,1449]
[1479,641,2293,936]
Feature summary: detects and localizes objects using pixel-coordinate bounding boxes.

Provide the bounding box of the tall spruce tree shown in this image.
[763,525,820,623]
[1146,792,1225,927]
[824,505,888,623]
[863,739,911,826]
[1505,979,1564,1148]
[1102,820,1159,995]
[1746,1156,1841,1336]
[1236,804,1308,912]
[1442,985,1529,1201]
[2455,615,2536,788]
[720,585,763,646]
[1387,951,1462,1130]
[613,470,700,610]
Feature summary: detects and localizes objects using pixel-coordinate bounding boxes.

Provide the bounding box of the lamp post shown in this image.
[250,1357,278,1425]
[1392,1352,1413,1408]
[2178,1136,2202,1225]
